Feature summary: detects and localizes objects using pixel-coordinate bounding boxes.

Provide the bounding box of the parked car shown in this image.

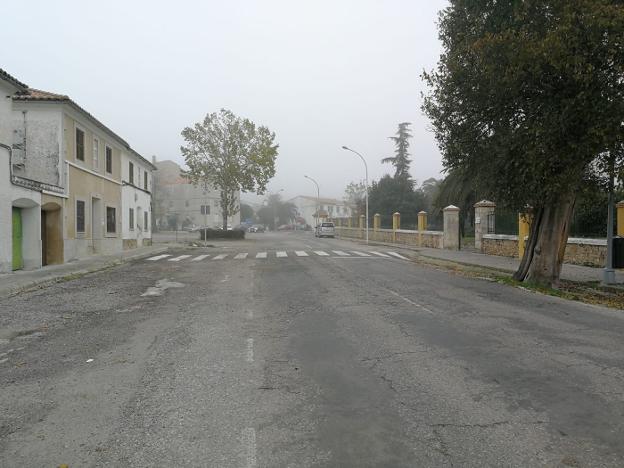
[315,222,335,238]
[277,224,295,231]
[248,224,266,233]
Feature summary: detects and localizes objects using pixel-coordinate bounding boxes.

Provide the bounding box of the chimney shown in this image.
[152,155,157,164]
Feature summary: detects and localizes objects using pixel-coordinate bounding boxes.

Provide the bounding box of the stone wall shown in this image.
[482,234,607,267]
[482,235,519,258]
[336,227,444,249]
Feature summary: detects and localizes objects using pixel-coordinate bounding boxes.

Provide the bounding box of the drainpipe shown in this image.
[0,143,14,184]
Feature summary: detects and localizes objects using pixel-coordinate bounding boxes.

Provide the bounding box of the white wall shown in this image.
[121,150,153,245]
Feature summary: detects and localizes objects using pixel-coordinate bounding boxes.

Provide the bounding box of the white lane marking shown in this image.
[332,250,350,256]
[246,338,254,362]
[295,251,309,257]
[234,253,249,259]
[241,427,257,468]
[191,254,210,261]
[168,255,191,262]
[351,251,371,257]
[220,275,230,283]
[256,252,267,259]
[314,250,329,256]
[147,254,171,261]
[276,251,288,258]
[371,251,390,258]
[213,254,228,260]
[386,288,433,314]
[387,251,409,260]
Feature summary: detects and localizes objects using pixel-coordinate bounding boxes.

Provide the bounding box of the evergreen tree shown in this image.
[382,122,412,179]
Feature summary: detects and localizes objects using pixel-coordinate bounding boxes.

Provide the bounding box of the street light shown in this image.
[304,175,320,228]
[269,188,284,231]
[342,145,369,244]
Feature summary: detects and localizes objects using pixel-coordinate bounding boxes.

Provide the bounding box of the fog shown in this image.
[1,0,448,201]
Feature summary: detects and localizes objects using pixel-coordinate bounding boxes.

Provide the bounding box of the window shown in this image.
[76,200,85,233]
[75,128,85,161]
[144,211,149,230]
[129,161,134,184]
[144,171,148,190]
[129,208,134,231]
[93,138,99,169]
[105,146,113,173]
[487,213,496,234]
[200,205,210,215]
[106,206,116,233]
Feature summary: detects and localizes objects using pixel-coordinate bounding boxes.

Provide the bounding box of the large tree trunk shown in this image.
[513,192,576,287]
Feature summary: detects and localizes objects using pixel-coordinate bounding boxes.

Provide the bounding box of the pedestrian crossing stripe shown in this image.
[192,254,210,261]
[147,254,171,261]
[145,250,410,262]
[387,252,409,260]
[169,255,191,262]
[370,251,390,257]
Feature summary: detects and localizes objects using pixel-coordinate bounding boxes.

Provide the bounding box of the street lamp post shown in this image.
[342,146,369,245]
[269,188,284,231]
[304,175,320,228]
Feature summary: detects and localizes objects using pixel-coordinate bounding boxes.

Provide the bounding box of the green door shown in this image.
[12,207,23,270]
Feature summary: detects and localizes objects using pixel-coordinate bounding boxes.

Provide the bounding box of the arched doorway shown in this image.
[41,201,63,266]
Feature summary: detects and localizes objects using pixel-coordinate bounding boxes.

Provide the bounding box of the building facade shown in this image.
[1,68,151,272]
[153,159,240,230]
[121,149,156,249]
[1,70,64,272]
[289,195,352,227]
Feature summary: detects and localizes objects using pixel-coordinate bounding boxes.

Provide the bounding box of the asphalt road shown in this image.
[1,231,623,467]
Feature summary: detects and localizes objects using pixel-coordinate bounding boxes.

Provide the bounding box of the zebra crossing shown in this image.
[146,250,410,263]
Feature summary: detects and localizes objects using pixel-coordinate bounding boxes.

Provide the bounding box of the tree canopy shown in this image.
[422,0,624,286]
[181,109,278,229]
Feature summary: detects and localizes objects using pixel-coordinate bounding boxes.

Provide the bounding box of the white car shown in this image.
[315,222,335,238]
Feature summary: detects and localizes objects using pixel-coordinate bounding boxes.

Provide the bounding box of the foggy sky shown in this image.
[1,0,449,202]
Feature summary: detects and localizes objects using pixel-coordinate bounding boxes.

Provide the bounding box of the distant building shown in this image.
[152,159,240,229]
[289,195,352,227]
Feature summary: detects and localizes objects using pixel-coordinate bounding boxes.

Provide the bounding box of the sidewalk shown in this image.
[0,244,171,298]
[339,237,623,284]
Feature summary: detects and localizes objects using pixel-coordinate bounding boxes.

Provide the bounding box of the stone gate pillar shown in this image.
[443,205,460,250]
[373,213,380,231]
[392,212,401,230]
[474,200,496,251]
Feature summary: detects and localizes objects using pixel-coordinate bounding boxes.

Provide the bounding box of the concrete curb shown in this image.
[0,246,170,298]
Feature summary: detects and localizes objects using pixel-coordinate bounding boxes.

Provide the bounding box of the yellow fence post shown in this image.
[347,217,352,228]
[359,214,365,238]
[374,213,380,232]
[418,210,427,247]
[392,212,400,242]
[617,201,624,237]
[518,211,532,259]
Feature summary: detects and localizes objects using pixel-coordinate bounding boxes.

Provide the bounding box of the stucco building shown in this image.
[153,159,240,230]
[1,68,152,272]
[289,195,352,227]
[121,149,156,249]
